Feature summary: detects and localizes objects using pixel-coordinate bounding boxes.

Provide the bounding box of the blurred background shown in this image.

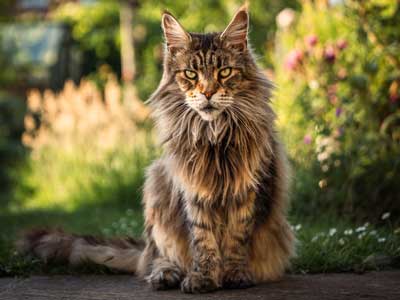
[0,0,399,275]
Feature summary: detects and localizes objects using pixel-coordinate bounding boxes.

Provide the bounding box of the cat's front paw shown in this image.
[147,267,183,290]
[181,272,219,293]
[223,267,255,289]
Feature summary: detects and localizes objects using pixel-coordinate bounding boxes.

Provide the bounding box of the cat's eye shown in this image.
[184,70,197,80]
[219,67,232,78]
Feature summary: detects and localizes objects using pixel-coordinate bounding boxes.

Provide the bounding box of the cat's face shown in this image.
[162,7,249,121]
[173,37,245,121]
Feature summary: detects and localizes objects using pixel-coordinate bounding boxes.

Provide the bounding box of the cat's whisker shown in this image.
[214,101,233,105]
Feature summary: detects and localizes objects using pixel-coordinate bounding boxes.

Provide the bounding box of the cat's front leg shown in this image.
[181,200,222,293]
[222,192,256,289]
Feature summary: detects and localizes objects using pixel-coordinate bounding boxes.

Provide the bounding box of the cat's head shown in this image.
[161,5,254,122]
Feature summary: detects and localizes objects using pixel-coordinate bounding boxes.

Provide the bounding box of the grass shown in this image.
[1,202,399,277]
[290,218,400,274]
[0,204,143,276]
[0,129,155,276]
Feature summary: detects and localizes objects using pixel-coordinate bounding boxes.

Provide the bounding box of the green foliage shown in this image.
[273,1,400,221]
[51,0,298,99]
[13,141,155,211]
[0,0,14,22]
[292,216,400,273]
[50,1,121,81]
[0,92,26,207]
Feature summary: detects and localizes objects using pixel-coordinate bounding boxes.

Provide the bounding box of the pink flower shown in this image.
[327,84,337,95]
[334,128,344,137]
[303,134,312,144]
[335,107,342,117]
[305,34,318,47]
[390,93,399,103]
[324,45,336,63]
[329,95,338,105]
[327,84,338,104]
[337,68,347,80]
[284,49,303,70]
[336,39,348,50]
[389,81,399,103]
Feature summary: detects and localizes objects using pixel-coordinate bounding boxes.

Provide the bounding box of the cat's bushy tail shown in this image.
[16,229,145,273]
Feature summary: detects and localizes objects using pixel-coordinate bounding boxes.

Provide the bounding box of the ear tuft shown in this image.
[162,12,191,50]
[220,5,249,50]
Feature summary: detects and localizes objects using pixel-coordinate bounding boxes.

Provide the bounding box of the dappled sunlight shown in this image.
[12,76,156,212]
[23,76,148,152]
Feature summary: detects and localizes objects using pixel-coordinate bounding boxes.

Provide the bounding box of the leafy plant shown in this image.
[273,0,400,221]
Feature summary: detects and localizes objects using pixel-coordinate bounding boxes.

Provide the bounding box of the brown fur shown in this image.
[17,5,295,293]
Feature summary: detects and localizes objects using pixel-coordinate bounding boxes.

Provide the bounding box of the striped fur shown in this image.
[17,5,295,293]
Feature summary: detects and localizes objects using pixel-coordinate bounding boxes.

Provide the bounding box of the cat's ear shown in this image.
[162,11,191,50]
[220,4,249,50]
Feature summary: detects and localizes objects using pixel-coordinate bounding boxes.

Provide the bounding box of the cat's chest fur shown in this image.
[167,126,270,204]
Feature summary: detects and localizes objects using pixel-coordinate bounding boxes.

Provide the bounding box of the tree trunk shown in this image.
[119,0,149,121]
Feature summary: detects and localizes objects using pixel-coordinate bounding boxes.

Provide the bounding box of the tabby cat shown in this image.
[18,5,295,293]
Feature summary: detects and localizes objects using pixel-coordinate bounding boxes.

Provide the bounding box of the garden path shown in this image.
[1,271,399,300]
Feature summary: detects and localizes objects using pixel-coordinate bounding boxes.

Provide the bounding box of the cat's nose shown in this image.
[202,91,216,100]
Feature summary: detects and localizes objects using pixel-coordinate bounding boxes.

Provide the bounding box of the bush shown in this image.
[273,1,400,222]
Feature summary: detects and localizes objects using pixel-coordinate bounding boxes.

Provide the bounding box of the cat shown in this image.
[17,5,295,293]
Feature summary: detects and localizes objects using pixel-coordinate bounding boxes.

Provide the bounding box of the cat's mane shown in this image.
[148,33,277,205]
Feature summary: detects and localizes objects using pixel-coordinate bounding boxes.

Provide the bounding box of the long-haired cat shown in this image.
[18,5,295,293]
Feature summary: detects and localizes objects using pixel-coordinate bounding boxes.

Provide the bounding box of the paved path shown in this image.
[1,271,399,300]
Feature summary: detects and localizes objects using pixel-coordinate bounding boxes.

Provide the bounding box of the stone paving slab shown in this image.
[1,271,399,300]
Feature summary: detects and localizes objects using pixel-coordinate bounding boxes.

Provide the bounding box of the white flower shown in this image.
[322,164,329,172]
[311,235,319,242]
[295,224,302,231]
[317,152,329,162]
[355,226,366,233]
[377,237,386,243]
[338,238,345,245]
[309,80,319,90]
[358,232,367,239]
[276,8,296,29]
[369,230,377,236]
[364,222,370,228]
[381,212,391,220]
[344,229,353,235]
[329,228,337,236]
[318,179,328,188]
[311,232,325,242]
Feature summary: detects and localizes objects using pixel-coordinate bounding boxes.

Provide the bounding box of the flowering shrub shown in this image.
[14,77,156,211]
[273,1,400,221]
